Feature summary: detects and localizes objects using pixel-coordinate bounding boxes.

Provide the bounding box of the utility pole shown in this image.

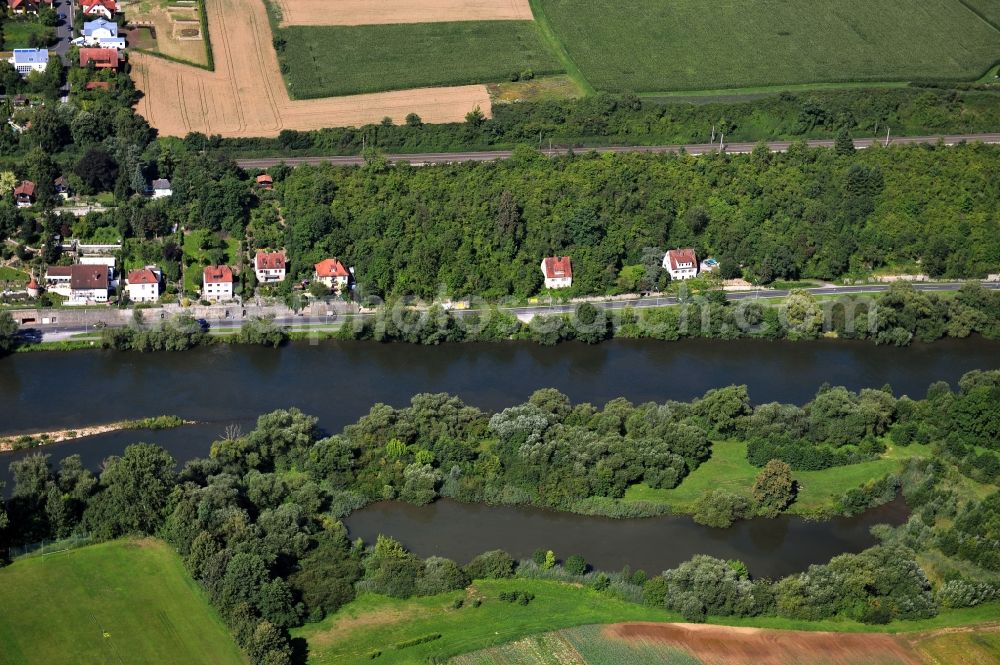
[711,125,715,143]
[885,126,890,147]
[720,134,725,151]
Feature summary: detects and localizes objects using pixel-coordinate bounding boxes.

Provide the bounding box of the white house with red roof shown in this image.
[314,258,349,292]
[126,266,160,303]
[541,256,573,289]
[663,248,698,281]
[255,250,286,283]
[203,265,234,301]
[80,0,118,19]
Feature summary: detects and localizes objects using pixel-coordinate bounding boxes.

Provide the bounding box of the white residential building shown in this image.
[663,248,698,281]
[314,258,349,292]
[151,179,172,199]
[255,250,286,283]
[8,49,49,75]
[126,267,160,303]
[541,256,573,289]
[203,265,234,301]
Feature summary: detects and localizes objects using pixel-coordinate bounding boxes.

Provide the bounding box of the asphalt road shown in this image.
[235,133,1000,169]
[25,282,1000,342]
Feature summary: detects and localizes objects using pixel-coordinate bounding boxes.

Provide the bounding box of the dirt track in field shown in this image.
[132,0,492,137]
[272,0,533,26]
[604,622,923,665]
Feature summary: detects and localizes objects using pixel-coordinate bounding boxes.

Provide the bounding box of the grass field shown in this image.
[533,0,1000,93]
[0,539,244,665]
[622,440,930,515]
[276,21,564,98]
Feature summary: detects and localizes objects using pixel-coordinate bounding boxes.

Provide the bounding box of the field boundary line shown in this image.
[527,0,593,95]
[954,0,1000,33]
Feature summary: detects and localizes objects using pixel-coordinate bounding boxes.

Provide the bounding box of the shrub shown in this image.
[464,550,515,580]
[692,489,751,527]
[564,554,588,576]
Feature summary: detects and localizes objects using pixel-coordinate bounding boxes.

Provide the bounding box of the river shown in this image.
[343,497,910,579]
[1,337,998,482]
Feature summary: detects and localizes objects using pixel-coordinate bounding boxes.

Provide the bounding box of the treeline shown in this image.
[2,373,999,662]
[332,282,1000,348]
[211,88,1000,156]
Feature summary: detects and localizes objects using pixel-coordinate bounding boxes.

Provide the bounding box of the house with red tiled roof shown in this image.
[10,0,52,14]
[79,47,119,71]
[203,265,234,301]
[255,251,286,283]
[14,181,35,208]
[126,266,160,303]
[314,258,349,292]
[663,248,698,281]
[255,174,273,190]
[80,0,118,19]
[541,256,572,289]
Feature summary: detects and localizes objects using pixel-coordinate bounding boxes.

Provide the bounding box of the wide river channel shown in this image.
[1,337,997,574]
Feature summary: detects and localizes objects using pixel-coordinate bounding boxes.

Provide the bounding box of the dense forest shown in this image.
[2,372,999,663]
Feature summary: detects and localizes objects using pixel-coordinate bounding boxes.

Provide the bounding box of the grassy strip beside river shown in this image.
[0,415,188,452]
[294,580,1000,665]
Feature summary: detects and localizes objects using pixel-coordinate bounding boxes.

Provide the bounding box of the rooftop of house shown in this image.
[542,256,573,279]
[315,258,348,278]
[69,264,108,290]
[204,265,234,284]
[79,47,119,68]
[14,181,35,197]
[127,268,158,285]
[82,18,117,36]
[151,178,171,190]
[11,49,49,65]
[256,174,273,184]
[255,251,286,270]
[666,248,698,271]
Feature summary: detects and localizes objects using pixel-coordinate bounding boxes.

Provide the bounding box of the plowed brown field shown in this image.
[273,0,533,26]
[604,622,923,665]
[132,0,492,137]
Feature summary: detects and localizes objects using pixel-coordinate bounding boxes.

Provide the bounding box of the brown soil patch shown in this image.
[274,0,533,26]
[603,622,923,665]
[132,0,492,137]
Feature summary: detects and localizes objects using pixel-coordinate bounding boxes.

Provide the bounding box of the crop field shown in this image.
[132,0,492,137]
[272,0,534,26]
[534,0,1000,92]
[0,539,244,665]
[276,21,563,98]
[963,0,1000,27]
[129,0,209,66]
[622,440,929,515]
[452,622,1000,665]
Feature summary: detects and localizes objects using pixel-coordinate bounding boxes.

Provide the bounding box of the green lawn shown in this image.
[0,539,245,665]
[294,579,677,665]
[3,19,55,49]
[182,229,239,293]
[533,0,1000,92]
[275,21,564,99]
[0,265,28,286]
[623,440,931,515]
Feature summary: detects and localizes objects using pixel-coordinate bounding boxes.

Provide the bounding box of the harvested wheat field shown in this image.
[132,0,491,137]
[273,0,533,26]
[604,622,923,665]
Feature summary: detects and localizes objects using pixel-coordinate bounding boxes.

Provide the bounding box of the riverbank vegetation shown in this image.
[0,414,186,452]
[1,373,998,663]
